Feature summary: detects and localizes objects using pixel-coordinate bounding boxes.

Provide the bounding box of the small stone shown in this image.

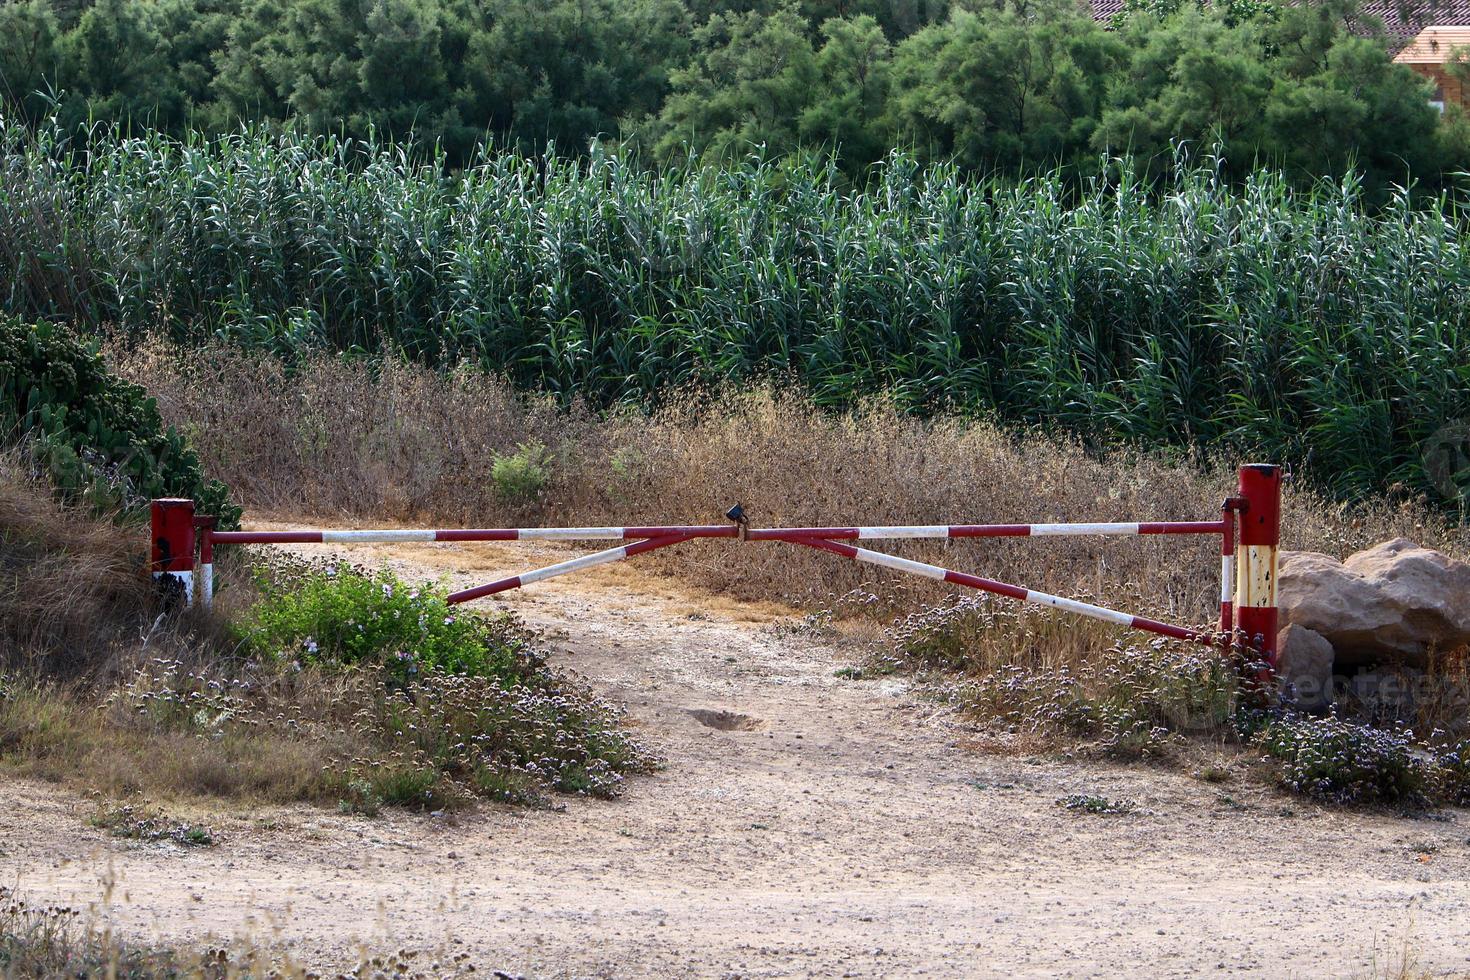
[1276,624,1335,708]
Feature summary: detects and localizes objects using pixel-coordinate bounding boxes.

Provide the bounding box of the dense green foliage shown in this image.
[5,123,1469,504]
[0,315,238,523]
[0,0,1465,185]
[242,564,521,683]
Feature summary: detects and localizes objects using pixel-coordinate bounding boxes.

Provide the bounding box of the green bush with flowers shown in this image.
[240,564,521,683]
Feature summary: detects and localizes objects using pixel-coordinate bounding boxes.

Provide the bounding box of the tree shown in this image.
[887,0,1125,171]
[1095,9,1271,166]
[1098,0,1444,186]
[0,0,63,124]
[798,14,893,169]
[653,4,819,161]
[453,0,691,155]
[62,0,186,129]
[1260,0,1440,181]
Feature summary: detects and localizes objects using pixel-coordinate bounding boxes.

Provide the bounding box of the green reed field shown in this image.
[3,121,1468,506]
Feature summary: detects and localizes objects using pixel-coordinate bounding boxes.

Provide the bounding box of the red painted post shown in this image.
[1235,465,1282,671]
[150,498,197,606]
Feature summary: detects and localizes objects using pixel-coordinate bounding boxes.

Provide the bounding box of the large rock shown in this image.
[1275,624,1335,707]
[1278,538,1470,666]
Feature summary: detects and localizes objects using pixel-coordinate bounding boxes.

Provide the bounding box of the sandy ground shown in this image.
[4,528,1470,978]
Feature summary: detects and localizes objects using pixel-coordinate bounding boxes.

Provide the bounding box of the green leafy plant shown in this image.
[239,564,522,683]
[490,440,552,504]
[0,316,238,526]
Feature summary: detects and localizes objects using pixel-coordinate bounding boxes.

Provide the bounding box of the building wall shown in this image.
[1406,63,1469,109]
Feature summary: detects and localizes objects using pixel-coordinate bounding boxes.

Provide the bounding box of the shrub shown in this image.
[90,804,215,847]
[0,316,238,526]
[889,597,1241,756]
[345,669,650,803]
[223,563,657,805]
[1432,738,1470,806]
[958,644,1240,757]
[1255,716,1430,805]
[490,440,551,504]
[1058,794,1135,815]
[239,565,522,683]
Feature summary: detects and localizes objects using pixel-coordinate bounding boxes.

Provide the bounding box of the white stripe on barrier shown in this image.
[520,545,631,585]
[1023,590,1135,625]
[1029,522,1141,536]
[518,527,625,540]
[856,525,950,539]
[200,563,214,609]
[1220,555,1234,603]
[851,547,948,581]
[321,529,437,543]
[152,570,194,607]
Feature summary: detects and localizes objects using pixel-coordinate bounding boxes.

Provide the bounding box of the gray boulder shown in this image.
[1275,624,1335,708]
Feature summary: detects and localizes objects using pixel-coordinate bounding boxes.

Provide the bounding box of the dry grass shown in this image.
[119,340,1469,625]
[0,457,154,678]
[0,885,479,979]
[0,454,346,803]
[0,672,348,804]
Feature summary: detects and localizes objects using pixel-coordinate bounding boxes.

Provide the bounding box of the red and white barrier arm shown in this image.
[210,525,737,545]
[210,520,1224,547]
[745,521,1226,540]
[446,534,699,605]
[774,534,1211,646]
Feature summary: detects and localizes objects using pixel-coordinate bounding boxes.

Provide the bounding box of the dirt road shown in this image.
[5,532,1470,978]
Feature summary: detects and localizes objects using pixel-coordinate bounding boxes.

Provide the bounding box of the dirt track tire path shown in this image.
[5,533,1470,978]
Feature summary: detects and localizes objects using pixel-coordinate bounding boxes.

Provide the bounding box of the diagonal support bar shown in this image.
[446,534,698,605]
[775,534,1212,645]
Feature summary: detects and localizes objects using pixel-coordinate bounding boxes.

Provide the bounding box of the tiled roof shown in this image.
[1394,24,1470,59]
[1361,0,1470,38]
[1085,0,1470,40]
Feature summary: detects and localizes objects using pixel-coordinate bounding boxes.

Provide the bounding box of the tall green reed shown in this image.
[2,118,1467,507]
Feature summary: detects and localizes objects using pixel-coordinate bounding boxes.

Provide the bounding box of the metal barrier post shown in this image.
[150,498,196,607]
[1235,464,1282,671]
